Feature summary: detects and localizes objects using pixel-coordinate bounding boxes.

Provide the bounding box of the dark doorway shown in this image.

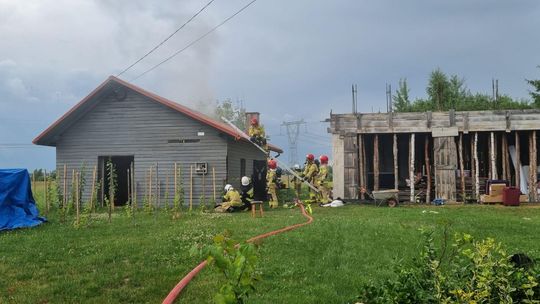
[99,155,134,206]
[252,160,267,201]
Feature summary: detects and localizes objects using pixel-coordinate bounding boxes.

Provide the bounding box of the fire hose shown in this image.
[162,203,314,304]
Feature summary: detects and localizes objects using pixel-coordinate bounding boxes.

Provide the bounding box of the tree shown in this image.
[393,78,411,112]
[215,99,246,131]
[426,68,450,111]
[526,65,540,105]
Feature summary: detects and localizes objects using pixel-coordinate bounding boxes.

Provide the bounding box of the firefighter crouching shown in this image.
[215,184,243,212]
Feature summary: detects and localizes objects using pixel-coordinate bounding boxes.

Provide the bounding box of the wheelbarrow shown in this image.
[369,189,399,207]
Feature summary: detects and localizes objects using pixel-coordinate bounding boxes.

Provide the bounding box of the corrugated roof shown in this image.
[33,76,283,153]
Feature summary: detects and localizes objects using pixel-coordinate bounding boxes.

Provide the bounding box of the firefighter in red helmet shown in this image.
[266,159,279,208]
[302,153,319,203]
[248,117,268,151]
[316,155,331,204]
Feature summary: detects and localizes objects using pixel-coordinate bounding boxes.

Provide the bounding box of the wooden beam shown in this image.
[425,135,431,203]
[410,133,415,203]
[490,132,497,179]
[459,133,465,203]
[463,112,469,134]
[502,134,509,181]
[373,135,379,191]
[474,132,479,200]
[393,133,398,190]
[530,131,537,202]
[358,134,365,199]
[515,132,521,188]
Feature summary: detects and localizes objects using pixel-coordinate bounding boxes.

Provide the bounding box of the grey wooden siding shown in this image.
[56,87,228,206]
[226,138,266,189]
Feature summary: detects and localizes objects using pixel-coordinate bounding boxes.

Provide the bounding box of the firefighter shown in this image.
[266,159,279,208]
[248,117,268,151]
[302,153,319,203]
[240,176,254,210]
[316,155,331,204]
[215,184,243,212]
[292,164,303,198]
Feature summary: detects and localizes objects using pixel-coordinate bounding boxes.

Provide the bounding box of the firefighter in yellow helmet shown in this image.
[302,153,319,203]
[248,117,268,151]
[215,184,243,212]
[266,159,279,208]
[316,155,331,204]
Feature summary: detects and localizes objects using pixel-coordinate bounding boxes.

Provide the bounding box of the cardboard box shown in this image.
[489,184,506,196]
[520,195,529,203]
[480,194,503,204]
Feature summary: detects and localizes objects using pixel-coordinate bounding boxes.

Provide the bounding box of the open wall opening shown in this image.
[99,156,134,206]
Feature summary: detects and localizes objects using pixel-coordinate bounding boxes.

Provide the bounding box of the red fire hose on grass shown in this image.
[162,203,314,304]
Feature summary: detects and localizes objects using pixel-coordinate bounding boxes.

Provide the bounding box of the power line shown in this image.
[117,0,216,77]
[131,0,258,81]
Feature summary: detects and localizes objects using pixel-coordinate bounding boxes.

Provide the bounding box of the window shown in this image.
[240,159,246,177]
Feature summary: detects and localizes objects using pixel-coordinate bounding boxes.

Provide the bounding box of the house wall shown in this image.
[55,87,228,206]
[226,138,267,189]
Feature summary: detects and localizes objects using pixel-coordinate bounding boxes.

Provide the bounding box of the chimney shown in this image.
[245,112,260,133]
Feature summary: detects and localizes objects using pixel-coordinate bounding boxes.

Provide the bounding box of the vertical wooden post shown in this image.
[189,165,193,211]
[212,167,216,204]
[131,162,136,210]
[515,132,521,188]
[501,135,507,181]
[44,170,49,214]
[75,171,80,226]
[474,132,480,200]
[358,134,365,199]
[425,135,431,203]
[90,165,97,212]
[202,167,206,206]
[63,164,67,210]
[529,131,538,202]
[100,161,104,208]
[174,162,178,199]
[393,133,398,190]
[459,133,465,203]
[373,134,379,191]
[71,169,75,208]
[149,166,153,209]
[32,171,35,197]
[156,162,160,209]
[490,132,497,180]
[127,168,131,204]
[409,134,415,203]
[165,171,169,209]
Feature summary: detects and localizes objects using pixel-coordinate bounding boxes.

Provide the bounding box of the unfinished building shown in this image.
[329,110,540,203]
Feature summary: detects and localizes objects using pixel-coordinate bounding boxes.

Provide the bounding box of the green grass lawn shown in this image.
[2,186,540,303]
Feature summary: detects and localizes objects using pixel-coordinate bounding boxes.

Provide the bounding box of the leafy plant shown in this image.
[106,159,117,222]
[357,229,540,303]
[199,194,208,213]
[192,231,260,304]
[173,166,184,219]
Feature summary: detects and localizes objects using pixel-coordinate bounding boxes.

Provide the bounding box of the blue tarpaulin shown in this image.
[0,169,46,231]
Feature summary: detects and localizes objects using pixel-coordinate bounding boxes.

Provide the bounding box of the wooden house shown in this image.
[33,76,282,206]
[328,110,540,203]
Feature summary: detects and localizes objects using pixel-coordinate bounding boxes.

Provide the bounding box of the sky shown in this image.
[1,0,539,170]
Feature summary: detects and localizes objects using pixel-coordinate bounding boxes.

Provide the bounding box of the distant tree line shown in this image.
[393,66,540,112]
[30,169,56,181]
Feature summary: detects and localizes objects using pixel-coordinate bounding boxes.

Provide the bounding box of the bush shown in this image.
[357,229,539,303]
[191,231,260,304]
